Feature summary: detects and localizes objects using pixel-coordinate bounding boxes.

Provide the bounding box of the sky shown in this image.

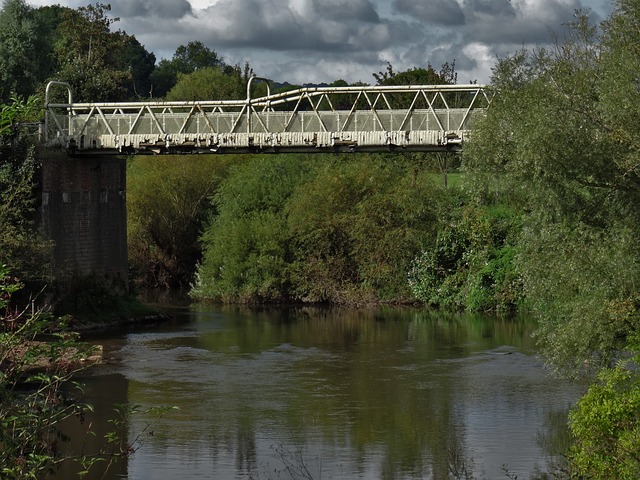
[26,0,613,86]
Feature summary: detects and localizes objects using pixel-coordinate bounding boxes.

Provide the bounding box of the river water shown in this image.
[55,301,583,480]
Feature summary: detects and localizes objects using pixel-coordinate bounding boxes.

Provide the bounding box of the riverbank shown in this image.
[69,312,172,335]
[52,291,173,335]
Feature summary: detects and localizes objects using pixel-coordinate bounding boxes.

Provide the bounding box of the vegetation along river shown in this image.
[55,299,583,480]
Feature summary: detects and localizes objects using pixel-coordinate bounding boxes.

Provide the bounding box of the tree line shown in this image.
[0,0,458,104]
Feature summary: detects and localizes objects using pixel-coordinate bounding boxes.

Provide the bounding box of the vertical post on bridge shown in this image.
[246,76,271,134]
[44,81,73,144]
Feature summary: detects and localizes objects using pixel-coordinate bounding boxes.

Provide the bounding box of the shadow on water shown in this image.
[53,301,582,480]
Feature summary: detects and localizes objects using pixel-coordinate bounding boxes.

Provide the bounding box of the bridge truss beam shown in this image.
[44,82,490,155]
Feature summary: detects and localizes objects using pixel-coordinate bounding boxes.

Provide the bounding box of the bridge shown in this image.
[38,80,489,291]
[44,79,489,155]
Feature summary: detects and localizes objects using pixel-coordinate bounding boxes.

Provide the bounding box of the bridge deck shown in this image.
[44,82,489,154]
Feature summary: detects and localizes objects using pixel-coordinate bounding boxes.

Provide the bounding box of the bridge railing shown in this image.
[44,82,490,154]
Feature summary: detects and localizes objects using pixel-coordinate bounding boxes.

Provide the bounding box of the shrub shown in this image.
[287,156,440,303]
[0,96,53,283]
[408,202,523,311]
[568,357,640,479]
[0,264,94,478]
[127,155,236,288]
[193,153,444,304]
[191,155,311,302]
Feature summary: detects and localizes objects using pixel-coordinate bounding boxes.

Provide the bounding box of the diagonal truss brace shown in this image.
[43,81,491,153]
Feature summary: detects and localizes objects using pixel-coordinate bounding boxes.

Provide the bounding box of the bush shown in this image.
[191,155,311,302]
[0,96,53,283]
[287,155,440,303]
[0,265,95,478]
[568,357,640,479]
[521,222,640,375]
[192,153,444,304]
[127,155,237,288]
[408,201,522,312]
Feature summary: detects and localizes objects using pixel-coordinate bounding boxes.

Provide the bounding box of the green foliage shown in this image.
[460,8,640,478]
[0,96,52,282]
[372,61,471,109]
[53,3,133,102]
[373,60,458,86]
[147,59,177,99]
[127,155,237,288]
[1,265,177,478]
[0,1,156,102]
[462,7,640,374]
[192,155,309,303]
[598,0,640,159]
[0,265,91,478]
[522,223,640,375]
[0,0,48,102]
[172,40,225,73]
[568,355,640,479]
[165,66,247,101]
[408,201,522,312]
[0,93,41,138]
[192,154,444,304]
[122,34,156,99]
[149,41,226,98]
[31,5,67,77]
[287,156,439,303]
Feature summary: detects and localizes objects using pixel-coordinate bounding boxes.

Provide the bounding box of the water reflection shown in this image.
[55,306,582,480]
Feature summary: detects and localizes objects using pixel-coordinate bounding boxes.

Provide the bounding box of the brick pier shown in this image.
[38,152,128,290]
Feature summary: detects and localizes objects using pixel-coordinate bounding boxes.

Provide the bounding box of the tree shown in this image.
[31,5,69,89]
[462,7,640,374]
[0,0,50,102]
[149,41,226,98]
[53,3,132,102]
[172,40,224,73]
[127,155,235,288]
[147,59,178,99]
[122,34,156,99]
[597,0,640,187]
[460,6,640,475]
[164,66,246,101]
[0,264,176,479]
[568,352,640,479]
[373,61,458,86]
[0,267,96,479]
[192,154,443,304]
[372,62,467,109]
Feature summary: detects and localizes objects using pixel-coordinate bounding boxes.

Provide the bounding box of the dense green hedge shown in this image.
[172,153,522,308]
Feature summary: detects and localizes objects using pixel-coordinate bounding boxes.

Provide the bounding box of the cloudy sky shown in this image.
[27,0,612,85]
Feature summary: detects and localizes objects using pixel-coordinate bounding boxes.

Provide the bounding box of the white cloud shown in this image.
[25,0,613,85]
[461,43,496,84]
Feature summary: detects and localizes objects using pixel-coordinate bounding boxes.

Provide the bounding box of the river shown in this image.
[54,300,583,480]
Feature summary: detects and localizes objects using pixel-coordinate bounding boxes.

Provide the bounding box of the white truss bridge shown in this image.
[44,79,490,155]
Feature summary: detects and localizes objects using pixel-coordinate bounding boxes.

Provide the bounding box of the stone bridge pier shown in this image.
[38,151,128,291]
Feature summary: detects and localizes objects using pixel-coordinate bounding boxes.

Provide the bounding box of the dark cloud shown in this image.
[180,0,390,52]
[28,0,614,85]
[392,0,465,26]
[463,0,582,45]
[111,0,193,19]
[462,0,516,17]
[322,0,380,22]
